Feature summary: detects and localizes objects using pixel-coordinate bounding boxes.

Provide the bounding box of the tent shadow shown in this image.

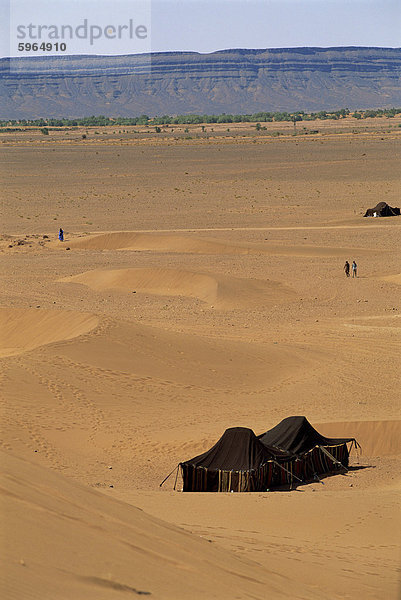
[347,464,374,472]
[266,464,374,492]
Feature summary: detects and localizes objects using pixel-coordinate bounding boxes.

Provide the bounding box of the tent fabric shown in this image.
[181,427,285,471]
[178,419,358,492]
[257,416,356,455]
[180,427,294,492]
[364,202,400,217]
[258,416,359,484]
[180,459,277,493]
[303,443,350,480]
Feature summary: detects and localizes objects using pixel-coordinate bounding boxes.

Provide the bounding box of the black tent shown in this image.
[168,418,359,493]
[180,427,297,492]
[364,202,400,217]
[258,416,358,482]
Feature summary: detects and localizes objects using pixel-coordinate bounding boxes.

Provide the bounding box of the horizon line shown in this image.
[2,45,401,60]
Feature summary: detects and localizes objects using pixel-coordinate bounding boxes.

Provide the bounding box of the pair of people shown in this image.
[344,260,357,277]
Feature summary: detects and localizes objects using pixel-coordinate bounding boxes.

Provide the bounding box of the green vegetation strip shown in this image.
[1,107,401,130]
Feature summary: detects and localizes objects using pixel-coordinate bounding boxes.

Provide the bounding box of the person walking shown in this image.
[352,260,357,278]
[344,261,350,277]
[58,228,64,242]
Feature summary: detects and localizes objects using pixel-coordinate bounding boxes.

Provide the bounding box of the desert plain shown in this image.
[0,119,400,599]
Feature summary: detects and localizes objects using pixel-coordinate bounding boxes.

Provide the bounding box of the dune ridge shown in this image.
[0,308,99,357]
[71,231,374,257]
[380,273,401,285]
[316,420,401,457]
[2,450,309,600]
[61,267,295,309]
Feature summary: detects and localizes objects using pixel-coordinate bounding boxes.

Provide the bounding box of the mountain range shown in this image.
[0,47,400,119]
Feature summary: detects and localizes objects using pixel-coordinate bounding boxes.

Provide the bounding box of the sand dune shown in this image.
[1,450,310,600]
[2,130,401,600]
[0,308,98,357]
[71,231,373,257]
[71,231,244,253]
[53,318,306,391]
[380,273,401,285]
[61,267,295,309]
[317,420,401,457]
[127,480,400,600]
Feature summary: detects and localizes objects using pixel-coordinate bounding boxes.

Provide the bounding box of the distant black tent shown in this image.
[364,202,400,217]
[258,416,359,483]
[179,427,298,492]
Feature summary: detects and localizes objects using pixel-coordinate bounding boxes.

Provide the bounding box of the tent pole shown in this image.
[159,464,179,487]
[173,464,180,491]
[350,439,361,460]
[319,446,348,472]
[273,461,303,484]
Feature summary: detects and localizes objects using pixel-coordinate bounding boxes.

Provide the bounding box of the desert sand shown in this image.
[0,123,400,599]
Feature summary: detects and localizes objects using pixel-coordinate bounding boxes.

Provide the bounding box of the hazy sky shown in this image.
[151,0,401,52]
[2,0,400,57]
